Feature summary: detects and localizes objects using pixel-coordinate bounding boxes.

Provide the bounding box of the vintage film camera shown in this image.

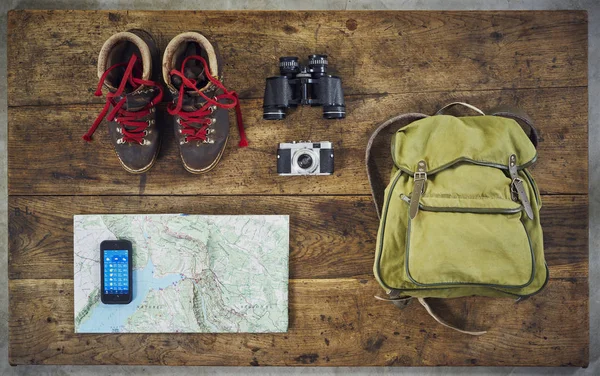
[277,141,334,176]
[263,55,345,120]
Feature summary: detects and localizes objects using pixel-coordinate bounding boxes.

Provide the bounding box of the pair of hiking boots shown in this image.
[83,30,248,174]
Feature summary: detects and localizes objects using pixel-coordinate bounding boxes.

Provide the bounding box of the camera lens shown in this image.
[279,57,300,77]
[308,54,328,78]
[297,153,313,169]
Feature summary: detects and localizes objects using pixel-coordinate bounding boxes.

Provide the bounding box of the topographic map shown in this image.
[73,214,289,333]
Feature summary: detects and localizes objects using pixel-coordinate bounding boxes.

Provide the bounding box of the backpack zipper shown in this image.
[400,194,524,214]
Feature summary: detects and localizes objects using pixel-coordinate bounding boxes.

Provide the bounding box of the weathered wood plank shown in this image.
[7,10,587,107]
[7,87,587,196]
[6,9,589,368]
[8,195,587,280]
[7,195,375,280]
[8,278,588,366]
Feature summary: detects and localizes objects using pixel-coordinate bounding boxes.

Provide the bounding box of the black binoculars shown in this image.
[263,55,345,120]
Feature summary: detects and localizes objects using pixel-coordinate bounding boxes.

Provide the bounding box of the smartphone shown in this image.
[100,240,133,304]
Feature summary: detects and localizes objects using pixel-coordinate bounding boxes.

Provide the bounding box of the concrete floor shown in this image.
[0,0,598,375]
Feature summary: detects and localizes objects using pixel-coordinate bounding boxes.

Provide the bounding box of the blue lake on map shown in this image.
[78,259,183,333]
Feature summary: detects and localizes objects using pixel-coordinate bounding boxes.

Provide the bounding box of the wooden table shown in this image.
[7,10,588,367]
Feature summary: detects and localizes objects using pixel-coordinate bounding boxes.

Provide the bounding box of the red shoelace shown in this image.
[83,54,163,144]
[168,55,248,147]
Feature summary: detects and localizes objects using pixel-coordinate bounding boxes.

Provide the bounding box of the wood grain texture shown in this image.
[7,10,589,367]
[6,10,587,107]
[9,278,588,366]
[8,195,588,280]
[8,195,375,280]
[7,87,587,196]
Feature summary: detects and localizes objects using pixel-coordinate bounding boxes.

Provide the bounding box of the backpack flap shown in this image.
[391,115,537,175]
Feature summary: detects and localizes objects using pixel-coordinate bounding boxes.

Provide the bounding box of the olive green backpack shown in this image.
[366,102,548,335]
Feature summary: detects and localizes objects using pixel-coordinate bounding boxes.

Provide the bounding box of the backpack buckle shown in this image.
[410,161,428,219]
[414,171,427,181]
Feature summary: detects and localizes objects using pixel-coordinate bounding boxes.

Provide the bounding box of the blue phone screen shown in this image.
[103,250,129,295]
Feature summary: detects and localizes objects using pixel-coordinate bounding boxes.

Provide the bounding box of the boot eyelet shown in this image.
[116,138,124,144]
[176,118,181,125]
[209,105,217,113]
[142,139,151,146]
[204,137,214,144]
[178,129,183,134]
[143,130,149,136]
[147,119,155,125]
[208,118,215,125]
[150,107,155,113]
[180,138,188,145]
[116,127,122,134]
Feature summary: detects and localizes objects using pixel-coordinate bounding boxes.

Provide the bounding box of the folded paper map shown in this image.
[74,214,289,333]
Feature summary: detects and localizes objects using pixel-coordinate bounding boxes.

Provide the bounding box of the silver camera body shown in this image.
[277,141,334,176]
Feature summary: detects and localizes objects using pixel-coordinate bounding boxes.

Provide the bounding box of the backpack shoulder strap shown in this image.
[365,113,428,218]
[417,298,487,335]
[490,106,539,148]
[436,101,485,116]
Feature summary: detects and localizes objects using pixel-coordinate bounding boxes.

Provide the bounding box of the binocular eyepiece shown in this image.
[279,55,328,78]
[263,55,345,120]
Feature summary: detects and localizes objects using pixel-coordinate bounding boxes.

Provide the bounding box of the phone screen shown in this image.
[102,250,130,295]
[100,240,133,304]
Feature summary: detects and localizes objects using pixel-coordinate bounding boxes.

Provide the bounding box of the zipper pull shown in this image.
[509,154,534,220]
[409,160,427,219]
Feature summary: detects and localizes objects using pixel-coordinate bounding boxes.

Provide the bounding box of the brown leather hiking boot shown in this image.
[162,32,247,174]
[83,30,163,174]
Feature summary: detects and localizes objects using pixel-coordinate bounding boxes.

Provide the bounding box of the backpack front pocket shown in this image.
[403,198,535,288]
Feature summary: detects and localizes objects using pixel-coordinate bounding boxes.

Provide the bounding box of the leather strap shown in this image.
[436,102,539,148]
[436,101,485,116]
[365,113,428,218]
[417,298,487,336]
[374,294,412,309]
[490,106,539,148]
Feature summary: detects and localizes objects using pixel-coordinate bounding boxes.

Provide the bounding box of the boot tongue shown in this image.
[171,43,209,93]
[108,81,156,112]
[103,65,151,112]
[175,67,212,112]
[104,66,126,91]
[124,88,157,111]
[171,67,206,92]
[181,93,209,113]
